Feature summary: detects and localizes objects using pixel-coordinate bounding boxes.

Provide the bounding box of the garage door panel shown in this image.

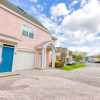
[15,51,34,70]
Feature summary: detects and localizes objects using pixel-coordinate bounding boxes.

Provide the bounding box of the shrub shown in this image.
[55,61,62,68]
[49,61,62,68]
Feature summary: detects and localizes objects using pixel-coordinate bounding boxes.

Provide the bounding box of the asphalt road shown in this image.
[87,63,100,67]
[61,64,100,88]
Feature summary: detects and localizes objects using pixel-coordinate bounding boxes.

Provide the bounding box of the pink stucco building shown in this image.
[0,0,57,73]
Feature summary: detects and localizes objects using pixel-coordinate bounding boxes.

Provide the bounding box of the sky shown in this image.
[8,0,100,56]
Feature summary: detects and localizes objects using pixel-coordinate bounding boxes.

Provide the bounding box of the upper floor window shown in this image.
[22,24,34,39]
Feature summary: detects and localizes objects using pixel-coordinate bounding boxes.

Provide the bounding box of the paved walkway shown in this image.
[0,66,100,100]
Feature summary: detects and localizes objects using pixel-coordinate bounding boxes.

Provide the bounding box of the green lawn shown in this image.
[61,63,87,71]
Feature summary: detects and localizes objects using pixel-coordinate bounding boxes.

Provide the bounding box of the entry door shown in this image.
[0,46,14,73]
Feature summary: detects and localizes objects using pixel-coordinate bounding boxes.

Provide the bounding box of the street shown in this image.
[87,63,100,67]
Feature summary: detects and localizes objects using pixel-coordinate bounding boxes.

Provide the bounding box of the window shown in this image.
[22,24,34,39]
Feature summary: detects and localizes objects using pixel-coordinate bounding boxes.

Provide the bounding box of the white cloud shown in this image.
[30,0,100,56]
[37,4,44,11]
[58,0,100,45]
[37,14,58,32]
[44,2,47,6]
[31,6,38,14]
[68,45,100,56]
[69,0,88,8]
[30,6,60,33]
[30,0,37,2]
[50,3,69,17]
[81,0,88,7]
[69,0,79,8]
[69,46,90,53]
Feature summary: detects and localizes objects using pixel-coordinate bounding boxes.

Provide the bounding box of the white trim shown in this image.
[43,41,52,48]
[34,52,36,69]
[41,53,42,68]
[43,41,56,51]
[44,47,47,68]
[12,45,17,72]
[21,24,35,40]
[0,4,51,34]
[41,48,44,69]
[52,48,55,68]
[0,44,3,64]
[17,47,35,52]
[0,34,21,43]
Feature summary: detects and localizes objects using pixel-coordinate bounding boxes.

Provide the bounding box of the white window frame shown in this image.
[21,24,35,39]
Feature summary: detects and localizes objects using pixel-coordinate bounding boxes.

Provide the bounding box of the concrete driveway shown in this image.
[0,66,100,100]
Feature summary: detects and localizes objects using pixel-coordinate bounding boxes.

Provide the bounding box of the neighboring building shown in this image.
[0,0,57,73]
[88,56,100,62]
[55,47,62,58]
[56,47,72,61]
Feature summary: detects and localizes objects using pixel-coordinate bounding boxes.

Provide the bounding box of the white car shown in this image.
[67,61,76,65]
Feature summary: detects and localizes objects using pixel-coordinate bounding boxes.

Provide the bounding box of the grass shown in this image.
[61,63,87,71]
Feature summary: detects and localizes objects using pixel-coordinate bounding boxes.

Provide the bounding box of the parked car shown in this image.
[67,61,76,65]
[79,61,85,63]
[95,61,100,63]
[88,61,93,63]
[72,61,76,65]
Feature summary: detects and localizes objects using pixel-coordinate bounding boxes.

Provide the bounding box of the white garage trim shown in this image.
[18,47,35,52]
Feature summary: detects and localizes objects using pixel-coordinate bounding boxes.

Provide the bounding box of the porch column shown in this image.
[52,48,55,68]
[41,48,44,69]
[41,47,46,69]
[44,47,47,68]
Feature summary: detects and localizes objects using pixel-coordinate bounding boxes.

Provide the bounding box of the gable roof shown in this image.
[56,47,68,53]
[36,41,51,48]
[62,48,68,52]
[0,0,50,33]
[36,41,56,50]
[51,36,58,40]
[56,47,62,53]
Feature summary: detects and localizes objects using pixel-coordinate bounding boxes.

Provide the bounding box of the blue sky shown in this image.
[8,0,100,56]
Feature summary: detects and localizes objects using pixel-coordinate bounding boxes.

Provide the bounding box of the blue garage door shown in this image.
[0,46,14,73]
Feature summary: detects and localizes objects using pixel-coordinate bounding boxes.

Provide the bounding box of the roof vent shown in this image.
[17,7,24,12]
[17,7,26,14]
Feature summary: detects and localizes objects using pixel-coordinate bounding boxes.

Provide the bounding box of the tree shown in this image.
[72,54,76,60]
[60,52,66,68]
[69,51,72,56]
[98,55,100,60]
[56,55,60,61]
[75,54,82,61]
[80,52,87,57]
